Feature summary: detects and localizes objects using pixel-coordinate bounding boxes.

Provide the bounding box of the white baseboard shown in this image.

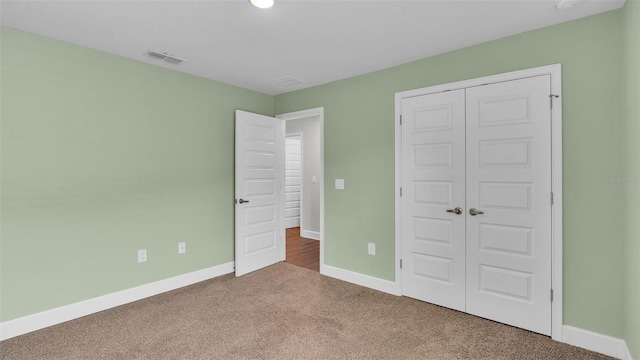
[300,229,320,240]
[562,325,632,359]
[285,219,300,229]
[0,262,234,341]
[321,264,399,295]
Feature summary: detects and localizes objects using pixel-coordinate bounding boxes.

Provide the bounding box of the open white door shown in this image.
[235,110,285,276]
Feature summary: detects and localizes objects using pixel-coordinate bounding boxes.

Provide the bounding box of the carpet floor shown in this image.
[0,263,611,359]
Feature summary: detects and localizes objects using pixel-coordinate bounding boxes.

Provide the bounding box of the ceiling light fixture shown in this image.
[250,0,273,9]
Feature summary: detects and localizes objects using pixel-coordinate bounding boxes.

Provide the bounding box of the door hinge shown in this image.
[400,259,403,269]
[400,115,403,125]
[551,192,554,205]
[549,94,559,109]
[400,187,403,197]
[550,289,554,302]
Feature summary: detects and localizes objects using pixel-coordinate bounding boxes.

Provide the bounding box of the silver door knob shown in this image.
[238,199,250,204]
[446,207,463,215]
[469,208,484,216]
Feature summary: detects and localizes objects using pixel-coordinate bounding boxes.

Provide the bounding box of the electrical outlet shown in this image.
[178,242,186,254]
[138,249,147,263]
[368,243,376,256]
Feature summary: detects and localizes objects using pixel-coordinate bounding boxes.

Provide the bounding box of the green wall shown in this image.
[623,1,640,358]
[276,10,627,339]
[2,5,638,353]
[0,26,273,321]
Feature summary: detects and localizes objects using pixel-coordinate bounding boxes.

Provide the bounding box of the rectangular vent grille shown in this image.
[145,50,186,65]
[272,76,302,87]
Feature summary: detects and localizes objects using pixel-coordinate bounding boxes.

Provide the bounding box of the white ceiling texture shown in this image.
[0,0,625,95]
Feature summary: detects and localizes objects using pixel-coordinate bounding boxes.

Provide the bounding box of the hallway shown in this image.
[285,227,319,272]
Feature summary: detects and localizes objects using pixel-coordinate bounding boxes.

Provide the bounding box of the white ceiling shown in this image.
[0,0,625,95]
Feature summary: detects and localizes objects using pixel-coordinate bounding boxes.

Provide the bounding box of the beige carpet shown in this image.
[0,263,611,360]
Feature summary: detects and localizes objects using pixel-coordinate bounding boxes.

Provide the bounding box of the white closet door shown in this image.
[285,136,302,228]
[465,75,552,335]
[401,90,467,311]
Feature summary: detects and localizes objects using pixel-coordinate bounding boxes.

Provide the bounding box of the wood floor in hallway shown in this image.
[285,227,319,272]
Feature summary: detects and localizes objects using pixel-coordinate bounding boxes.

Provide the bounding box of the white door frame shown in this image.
[277,107,325,273]
[394,64,563,341]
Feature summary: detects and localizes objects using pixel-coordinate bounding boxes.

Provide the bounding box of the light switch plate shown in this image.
[368,243,376,255]
[138,249,147,263]
[335,178,344,190]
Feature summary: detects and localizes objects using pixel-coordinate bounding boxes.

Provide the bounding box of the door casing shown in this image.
[394,64,563,340]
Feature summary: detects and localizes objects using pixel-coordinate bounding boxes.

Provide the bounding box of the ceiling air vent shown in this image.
[144,50,186,65]
[272,76,302,87]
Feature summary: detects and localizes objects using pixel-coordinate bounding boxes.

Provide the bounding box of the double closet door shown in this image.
[401,75,552,335]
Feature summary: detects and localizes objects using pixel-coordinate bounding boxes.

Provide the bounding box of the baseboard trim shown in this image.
[300,229,320,240]
[285,219,300,229]
[562,325,632,359]
[321,264,399,295]
[0,262,235,341]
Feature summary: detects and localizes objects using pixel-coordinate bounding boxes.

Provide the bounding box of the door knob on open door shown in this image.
[446,207,463,215]
[238,199,250,204]
[469,208,484,216]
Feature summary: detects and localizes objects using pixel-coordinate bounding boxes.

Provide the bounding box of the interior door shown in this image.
[235,110,285,276]
[401,90,467,311]
[465,76,552,335]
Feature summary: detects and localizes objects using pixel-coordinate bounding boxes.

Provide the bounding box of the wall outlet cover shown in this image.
[178,242,186,254]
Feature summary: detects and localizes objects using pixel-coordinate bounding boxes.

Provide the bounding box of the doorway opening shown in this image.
[284,133,319,271]
[278,108,324,273]
[234,108,324,277]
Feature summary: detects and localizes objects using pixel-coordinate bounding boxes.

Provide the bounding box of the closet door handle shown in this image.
[469,208,484,216]
[238,199,250,204]
[446,207,463,215]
